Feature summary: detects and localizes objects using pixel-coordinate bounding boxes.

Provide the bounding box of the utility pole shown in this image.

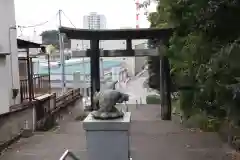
[82,42,86,97]
[58,9,66,94]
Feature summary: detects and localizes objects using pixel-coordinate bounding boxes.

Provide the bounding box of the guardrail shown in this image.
[55,89,81,110]
[59,150,80,160]
[35,88,81,131]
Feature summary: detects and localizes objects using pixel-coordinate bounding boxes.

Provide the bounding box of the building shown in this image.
[83,12,106,30]
[0,0,21,113]
[71,12,107,50]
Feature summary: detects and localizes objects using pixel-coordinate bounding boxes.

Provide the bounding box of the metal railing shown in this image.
[55,89,81,109]
[59,150,80,160]
[32,74,50,94]
[35,88,81,131]
[20,74,50,102]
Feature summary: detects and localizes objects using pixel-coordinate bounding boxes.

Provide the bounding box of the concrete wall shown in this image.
[134,57,146,75]
[134,41,147,75]
[18,59,29,79]
[0,92,82,150]
[121,57,136,76]
[0,58,11,114]
[101,40,126,50]
[0,106,34,147]
[0,0,20,114]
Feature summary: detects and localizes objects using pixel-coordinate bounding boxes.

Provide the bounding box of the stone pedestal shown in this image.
[83,112,131,160]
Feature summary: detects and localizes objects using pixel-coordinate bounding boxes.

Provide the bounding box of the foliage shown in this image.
[146,94,161,104]
[147,55,160,90]
[40,30,70,49]
[46,44,56,55]
[148,0,240,130]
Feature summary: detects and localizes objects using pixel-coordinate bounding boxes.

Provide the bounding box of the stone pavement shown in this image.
[118,71,157,105]
[0,104,233,160]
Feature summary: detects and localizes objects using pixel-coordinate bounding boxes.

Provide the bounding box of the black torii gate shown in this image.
[60,27,173,120]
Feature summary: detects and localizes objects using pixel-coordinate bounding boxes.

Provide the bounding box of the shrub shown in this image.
[146,94,161,104]
[185,112,221,132]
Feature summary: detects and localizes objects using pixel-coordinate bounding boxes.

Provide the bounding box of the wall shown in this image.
[0,58,11,113]
[0,90,82,152]
[18,59,28,79]
[135,57,146,74]
[134,42,147,74]
[121,57,136,76]
[0,0,20,113]
[0,106,34,148]
[101,40,126,50]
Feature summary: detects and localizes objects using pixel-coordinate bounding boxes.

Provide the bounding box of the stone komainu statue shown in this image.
[91,89,129,119]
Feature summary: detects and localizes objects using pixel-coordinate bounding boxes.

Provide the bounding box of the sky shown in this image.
[14,0,157,37]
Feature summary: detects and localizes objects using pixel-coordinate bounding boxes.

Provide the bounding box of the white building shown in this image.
[83,12,106,30]
[71,12,107,50]
[0,0,21,113]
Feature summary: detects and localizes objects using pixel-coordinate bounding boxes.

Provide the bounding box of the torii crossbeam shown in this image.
[60,27,173,120]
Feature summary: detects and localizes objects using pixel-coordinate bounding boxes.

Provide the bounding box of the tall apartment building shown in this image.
[71,12,107,50]
[83,12,106,29]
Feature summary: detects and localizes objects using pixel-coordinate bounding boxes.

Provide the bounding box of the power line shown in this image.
[61,10,76,28]
[17,12,59,29]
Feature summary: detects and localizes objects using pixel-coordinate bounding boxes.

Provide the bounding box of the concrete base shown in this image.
[21,129,33,138]
[83,112,131,160]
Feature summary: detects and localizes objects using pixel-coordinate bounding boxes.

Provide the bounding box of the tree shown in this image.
[40,30,70,49]
[148,0,240,128]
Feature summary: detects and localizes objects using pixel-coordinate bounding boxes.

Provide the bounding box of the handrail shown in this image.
[20,74,50,102]
[59,150,80,160]
[54,88,81,112]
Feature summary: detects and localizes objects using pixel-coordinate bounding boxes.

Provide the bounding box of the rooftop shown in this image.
[60,27,174,40]
[17,39,43,49]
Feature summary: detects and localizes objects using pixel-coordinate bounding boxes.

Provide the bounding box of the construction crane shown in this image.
[133,0,155,28]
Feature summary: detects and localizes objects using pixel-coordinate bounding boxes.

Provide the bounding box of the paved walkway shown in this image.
[0,104,232,160]
[118,70,157,104]
[0,71,233,160]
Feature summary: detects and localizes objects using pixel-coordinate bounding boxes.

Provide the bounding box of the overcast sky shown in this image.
[14,0,157,37]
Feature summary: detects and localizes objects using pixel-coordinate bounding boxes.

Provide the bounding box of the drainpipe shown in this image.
[9,25,17,104]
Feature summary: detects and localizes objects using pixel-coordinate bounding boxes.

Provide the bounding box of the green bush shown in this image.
[146,94,161,104]
[185,112,221,132]
[172,99,181,115]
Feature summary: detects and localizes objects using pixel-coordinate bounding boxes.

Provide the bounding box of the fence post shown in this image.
[32,101,36,131]
[20,84,23,102]
[72,90,74,100]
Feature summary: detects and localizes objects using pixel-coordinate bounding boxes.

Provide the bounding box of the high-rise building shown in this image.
[70,12,107,50]
[83,12,106,29]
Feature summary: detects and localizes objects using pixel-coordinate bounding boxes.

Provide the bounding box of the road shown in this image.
[117,70,157,104]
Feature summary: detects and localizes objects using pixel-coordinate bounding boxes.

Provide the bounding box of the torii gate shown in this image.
[60,27,173,120]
